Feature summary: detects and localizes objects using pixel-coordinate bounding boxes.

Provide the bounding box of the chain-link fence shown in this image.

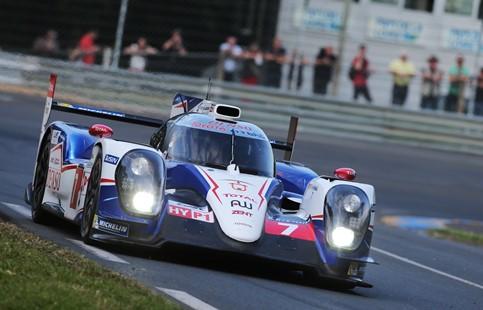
[2,0,483,118]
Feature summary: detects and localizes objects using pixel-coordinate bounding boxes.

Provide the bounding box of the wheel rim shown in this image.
[81,157,101,237]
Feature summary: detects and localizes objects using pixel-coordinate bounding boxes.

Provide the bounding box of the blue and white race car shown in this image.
[26,74,376,289]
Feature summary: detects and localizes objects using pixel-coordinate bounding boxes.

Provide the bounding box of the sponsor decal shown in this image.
[228,180,249,191]
[230,199,253,210]
[94,215,129,237]
[223,193,256,203]
[104,154,119,165]
[232,210,253,217]
[47,143,62,192]
[51,130,61,144]
[168,205,215,223]
[69,166,84,209]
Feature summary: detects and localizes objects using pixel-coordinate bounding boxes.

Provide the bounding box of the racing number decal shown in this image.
[46,143,62,192]
[277,223,298,236]
[46,168,61,191]
[264,219,316,241]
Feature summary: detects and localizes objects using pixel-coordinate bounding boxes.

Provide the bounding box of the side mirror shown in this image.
[334,168,356,181]
[89,124,113,138]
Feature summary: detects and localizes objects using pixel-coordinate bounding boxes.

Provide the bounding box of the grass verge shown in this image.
[0,221,178,309]
[428,227,483,247]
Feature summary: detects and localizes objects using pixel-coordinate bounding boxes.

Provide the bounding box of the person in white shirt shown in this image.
[219,36,242,82]
[124,37,158,72]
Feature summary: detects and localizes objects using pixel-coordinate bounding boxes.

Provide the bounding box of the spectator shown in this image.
[446,55,470,113]
[389,52,415,106]
[32,30,59,56]
[313,46,337,95]
[420,55,443,110]
[219,36,242,82]
[162,29,187,56]
[264,37,287,88]
[349,44,372,103]
[124,37,157,72]
[240,42,263,85]
[474,68,483,116]
[70,30,99,65]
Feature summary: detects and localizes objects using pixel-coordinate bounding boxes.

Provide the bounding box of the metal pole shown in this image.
[111,0,129,69]
[331,0,351,96]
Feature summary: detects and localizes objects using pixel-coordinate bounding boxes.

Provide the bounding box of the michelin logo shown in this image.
[94,215,128,236]
[104,154,119,165]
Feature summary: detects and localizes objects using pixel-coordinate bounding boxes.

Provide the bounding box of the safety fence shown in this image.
[1,51,483,156]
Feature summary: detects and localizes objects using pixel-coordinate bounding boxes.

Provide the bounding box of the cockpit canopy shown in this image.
[159,114,274,177]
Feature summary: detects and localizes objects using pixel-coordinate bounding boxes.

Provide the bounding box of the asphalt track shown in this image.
[0,92,482,309]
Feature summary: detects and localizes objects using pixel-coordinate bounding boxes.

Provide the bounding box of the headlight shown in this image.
[132,191,155,213]
[130,157,152,176]
[342,194,361,213]
[325,185,370,250]
[115,150,166,216]
[331,227,355,248]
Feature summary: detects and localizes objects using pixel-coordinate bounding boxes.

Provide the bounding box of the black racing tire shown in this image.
[31,132,53,224]
[80,149,102,244]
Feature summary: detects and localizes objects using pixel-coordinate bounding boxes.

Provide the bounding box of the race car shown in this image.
[25,74,376,289]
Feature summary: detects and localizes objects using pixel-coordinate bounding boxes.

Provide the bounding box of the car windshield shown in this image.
[162,124,274,177]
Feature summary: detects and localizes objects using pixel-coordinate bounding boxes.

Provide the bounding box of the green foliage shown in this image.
[0,222,178,309]
[428,227,483,247]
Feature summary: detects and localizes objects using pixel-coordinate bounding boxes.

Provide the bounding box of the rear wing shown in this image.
[39,73,297,160]
[39,74,163,140]
[270,116,298,161]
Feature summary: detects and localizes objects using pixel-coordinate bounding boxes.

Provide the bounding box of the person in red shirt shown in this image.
[78,30,99,65]
[349,44,372,103]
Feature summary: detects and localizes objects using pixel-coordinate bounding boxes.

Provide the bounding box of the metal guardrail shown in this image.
[1,51,483,155]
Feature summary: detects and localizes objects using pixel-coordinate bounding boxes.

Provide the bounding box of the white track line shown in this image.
[372,247,483,291]
[66,238,129,264]
[1,202,31,218]
[1,202,128,264]
[156,287,218,310]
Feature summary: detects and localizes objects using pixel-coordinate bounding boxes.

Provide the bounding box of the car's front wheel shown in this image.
[32,132,53,224]
[80,149,102,244]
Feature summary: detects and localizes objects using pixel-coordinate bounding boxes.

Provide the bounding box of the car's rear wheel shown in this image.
[80,149,102,244]
[32,132,53,224]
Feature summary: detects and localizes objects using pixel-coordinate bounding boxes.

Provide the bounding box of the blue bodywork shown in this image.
[39,113,374,287]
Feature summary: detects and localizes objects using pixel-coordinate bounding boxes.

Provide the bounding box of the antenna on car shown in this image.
[205,77,212,100]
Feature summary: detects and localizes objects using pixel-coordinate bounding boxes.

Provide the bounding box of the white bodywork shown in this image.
[195,166,271,243]
[42,135,161,222]
[300,177,376,224]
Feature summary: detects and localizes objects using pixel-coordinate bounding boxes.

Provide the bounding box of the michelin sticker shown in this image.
[93,215,129,237]
[104,154,119,165]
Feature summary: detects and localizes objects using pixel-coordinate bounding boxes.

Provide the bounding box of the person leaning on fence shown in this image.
[313,46,337,95]
[445,55,469,113]
[240,42,263,85]
[349,44,372,103]
[69,30,99,65]
[162,29,187,56]
[263,37,287,88]
[389,52,415,106]
[473,68,483,116]
[219,36,242,82]
[32,30,59,57]
[124,37,158,72]
[420,55,443,110]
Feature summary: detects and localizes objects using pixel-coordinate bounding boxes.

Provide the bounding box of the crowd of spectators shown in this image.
[29,29,483,115]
